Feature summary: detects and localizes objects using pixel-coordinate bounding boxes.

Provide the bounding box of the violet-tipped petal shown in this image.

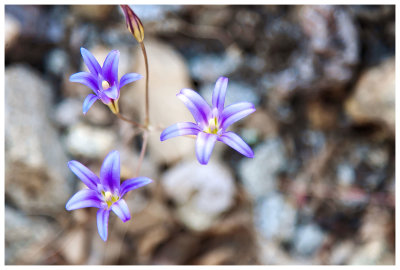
[212,76,228,112]
[120,73,143,89]
[160,122,201,141]
[196,132,218,165]
[66,189,102,210]
[102,50,119,84]
[100,150,120,192]
[111,199,131,222]
[69,72,98,92]
[83,94,99,114]
[80,47,102,76]
[120,177,153,197]
[218,131,254,158]
[103,85,119,100]
[220,102,256,131]
[177,88,211,128]
[68,160,100,190]
[97,208,110,242]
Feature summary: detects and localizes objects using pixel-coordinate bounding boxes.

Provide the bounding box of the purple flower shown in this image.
[160,77,255,165]
[70,47,142,114]
[65,150,152,241]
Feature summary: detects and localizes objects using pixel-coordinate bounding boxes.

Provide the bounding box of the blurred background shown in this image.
[4,5,395,265]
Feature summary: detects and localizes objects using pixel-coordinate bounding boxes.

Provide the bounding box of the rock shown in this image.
[121,39,196,164]
[254,192,296,241]
[53,98,83,127]
[128,5,182,23]
[239,138,287,199]
[71,5,114,21]
[188,45,242,82]
[5,206,57,264]
[60,228,87,264]
[162,160,236,231]
[45,49,70,77]
[5,65,71,214]
[329,240,355,264]
[293,223,325,257]
[64,122,117,159]
[336,163,356,187]
[5,13,21,50]
[349,240,386,265]
[345,57,395,132]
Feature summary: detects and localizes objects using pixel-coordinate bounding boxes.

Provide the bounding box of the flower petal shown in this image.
[102,50,120,84]
[212,76,228,111]
[80,47,102,76]
[220,102,256,130]
[103,85,119,100]
[111,199,131,222]
[68,160,100,190]
[218,131,254,158]
[177,88,211,128]
[97,208,110,241]
[69,72,98,92]
[196,132,217,165]
[120,73,143,89]
[160,122,201,141]
[82,94,99,114]
[120,177,152,197]
[100,150,120,192]
[65,189,102,210]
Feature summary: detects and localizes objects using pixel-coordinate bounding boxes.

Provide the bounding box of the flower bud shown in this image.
[120,5,144,43]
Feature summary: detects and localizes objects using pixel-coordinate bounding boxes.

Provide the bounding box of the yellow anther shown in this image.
[102,80,110,90]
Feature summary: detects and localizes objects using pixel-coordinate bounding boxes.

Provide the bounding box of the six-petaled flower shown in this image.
[70,47,142,114]
[65,150,152,241]
[160,76,255,165]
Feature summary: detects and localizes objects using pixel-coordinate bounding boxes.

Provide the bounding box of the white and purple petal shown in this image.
[80,47,102,76]
[69,72,98,92]
[68,160,100,190]
[220,102,256,131]
[82,94,99,114]
[177,88,211,128]
[120,73,143,89]
[195,132,217,165]
[97,208,110,241]
[212,76,228,112]
[102,50,120,84]
[100,150,120,192]
[111,199,131,222]
[65,189,102,211]
[160,122,201,141]
[120,177,152,197]
[103,84,119,100]
[218,131,254,158]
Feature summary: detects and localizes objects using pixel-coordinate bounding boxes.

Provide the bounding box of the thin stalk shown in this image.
[140,42,150,127]
[116,112,145,129]
[136,131,148,177]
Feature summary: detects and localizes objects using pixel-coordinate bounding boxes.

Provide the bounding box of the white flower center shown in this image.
[102,80,110,90]
[101,190,119,208]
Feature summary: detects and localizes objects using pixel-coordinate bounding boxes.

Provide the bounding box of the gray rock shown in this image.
[5,206,57,264]
[345,57,395,132]
[5,65,71,214]
[64,122,117,159]
[254,192,296,241]
[53,98,82,127]
[336,163,356,186]
[189,45,242,82]
[5,13,21,50]
[45,49,70,76]
[127,5,182,22]
[293,223,325,256]
[162,160,236,231]
[239,137,287,199]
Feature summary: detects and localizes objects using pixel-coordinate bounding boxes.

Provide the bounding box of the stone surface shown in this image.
[5,13,21,50]
[64,122,117,159]
[5,206,57,264]
[293,223,325,256]
[239,137,287,199]
[5,65,71,214]
[345,57,395,132]
[71,5,114,21]
[162,160,236,231]
[121,39,196,164]
[254,192,296,241]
